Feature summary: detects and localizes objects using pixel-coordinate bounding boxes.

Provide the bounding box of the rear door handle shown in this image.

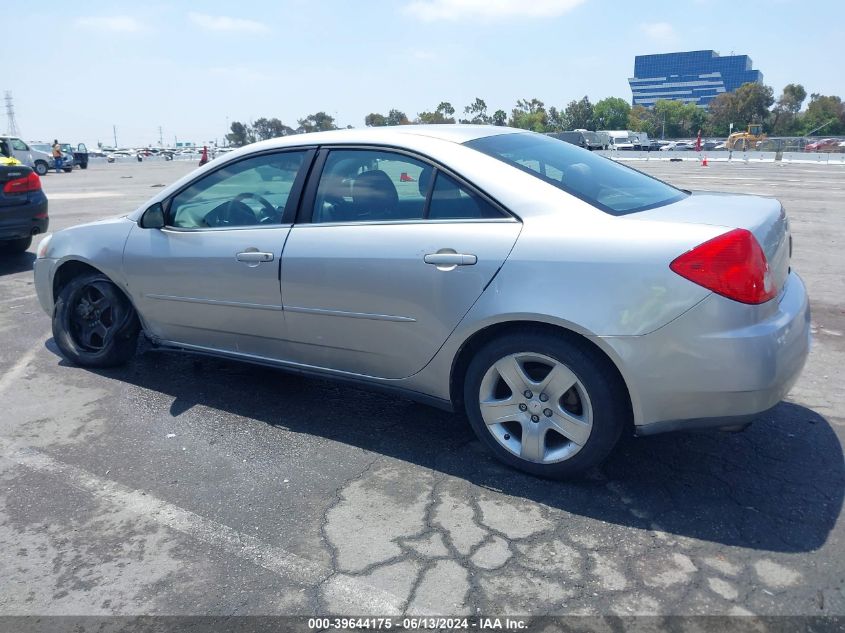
[236,251,274,263]
[424,252,477,266]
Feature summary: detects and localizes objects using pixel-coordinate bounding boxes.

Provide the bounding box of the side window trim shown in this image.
[163,147,317,229]
[296,148,329,225]
[297,145,515,225]
[421,167,438,220]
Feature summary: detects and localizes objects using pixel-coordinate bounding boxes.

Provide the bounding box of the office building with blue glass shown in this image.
[628,50,763,107]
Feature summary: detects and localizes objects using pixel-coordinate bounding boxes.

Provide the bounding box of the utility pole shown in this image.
[158,126,163,147]
[5,91,20,137]
[113,125,118,148]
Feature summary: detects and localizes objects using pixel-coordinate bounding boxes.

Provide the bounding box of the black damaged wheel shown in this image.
[53,273,140,367]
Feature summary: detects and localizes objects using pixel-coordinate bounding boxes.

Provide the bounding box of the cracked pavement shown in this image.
[0,159,843,616]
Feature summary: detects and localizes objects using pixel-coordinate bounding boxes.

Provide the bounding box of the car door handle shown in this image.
[424,252,477,266]
[236,251,274,263]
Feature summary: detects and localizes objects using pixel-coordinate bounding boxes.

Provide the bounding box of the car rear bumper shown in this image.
[602,271,811,434]
[0,196,49,240]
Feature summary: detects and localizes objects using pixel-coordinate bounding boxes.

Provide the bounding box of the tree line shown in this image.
[225,85,845,146]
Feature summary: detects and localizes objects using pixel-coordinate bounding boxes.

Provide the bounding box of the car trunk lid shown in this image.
[0,165,33,208]
[628,192,791,297]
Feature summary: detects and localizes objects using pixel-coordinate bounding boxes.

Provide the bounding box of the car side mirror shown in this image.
[139,202,165,229]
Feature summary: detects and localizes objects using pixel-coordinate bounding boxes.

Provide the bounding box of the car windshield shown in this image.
[465,132,687,215]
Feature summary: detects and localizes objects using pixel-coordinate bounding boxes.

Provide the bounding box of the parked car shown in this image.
[611,137,635,151]
[602,130,636,150]
[2,137,72,175]
[0,163,48,254]
[106,150,133,163]
[804,138,841,153]
[30,142,75,174]
[546,131,603,151]
[33,126,809,478]
[660,141,695,151]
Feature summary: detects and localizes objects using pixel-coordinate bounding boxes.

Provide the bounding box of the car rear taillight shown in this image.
[670,228,775,305]
[3,172,41,195]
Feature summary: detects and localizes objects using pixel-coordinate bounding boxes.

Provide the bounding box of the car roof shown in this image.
[247,124,523,151]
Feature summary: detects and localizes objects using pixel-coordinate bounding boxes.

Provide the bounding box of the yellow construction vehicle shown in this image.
[726,123,766,151]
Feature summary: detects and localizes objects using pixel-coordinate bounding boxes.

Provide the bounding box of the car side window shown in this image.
[428,172,505,220]
[312,150,431,223]
[168,151,306,229]
[11,139,28,151]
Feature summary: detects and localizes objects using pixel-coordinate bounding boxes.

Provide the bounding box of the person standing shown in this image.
[51,140,63,173]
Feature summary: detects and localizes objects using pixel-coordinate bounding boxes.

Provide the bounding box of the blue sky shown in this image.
[5,0,844,147]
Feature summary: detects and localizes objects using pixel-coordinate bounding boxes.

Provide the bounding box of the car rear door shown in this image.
[123,149,314,359]
[279,147,521,380]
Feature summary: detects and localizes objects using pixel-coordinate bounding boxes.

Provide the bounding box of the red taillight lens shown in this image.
[2,171,42,194]
[670,228,775,304]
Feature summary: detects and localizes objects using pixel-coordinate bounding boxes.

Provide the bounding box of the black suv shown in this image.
[0,164,48,254]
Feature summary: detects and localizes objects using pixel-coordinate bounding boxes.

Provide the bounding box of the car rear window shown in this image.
[465,132,687,215]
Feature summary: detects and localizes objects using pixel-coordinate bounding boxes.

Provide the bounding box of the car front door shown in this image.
[279,148,521,379]
[8,138,33,166]
[123,149,313,359]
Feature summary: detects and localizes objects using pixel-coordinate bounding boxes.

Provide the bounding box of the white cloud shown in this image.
[188,12,270,33]
[73,16,144,32]
[640,22,678,42]
[405,0,586,22]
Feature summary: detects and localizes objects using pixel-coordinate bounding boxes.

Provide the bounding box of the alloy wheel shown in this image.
[478,352,593,464]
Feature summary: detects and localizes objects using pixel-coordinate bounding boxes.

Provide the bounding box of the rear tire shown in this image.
[52,272,139,367]
[464,331,628,479]
[0,236,32,254]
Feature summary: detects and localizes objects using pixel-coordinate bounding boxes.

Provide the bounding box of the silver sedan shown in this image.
[33,126,810,478]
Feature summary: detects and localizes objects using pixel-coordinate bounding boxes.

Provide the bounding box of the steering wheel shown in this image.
[229,192,279,224]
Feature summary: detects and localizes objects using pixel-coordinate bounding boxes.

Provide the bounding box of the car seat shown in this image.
[351,170,398,220]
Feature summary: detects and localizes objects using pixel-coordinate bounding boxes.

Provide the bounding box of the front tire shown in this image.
[34,161,49,176]
[464,332,627,479]
[53,273,139,367]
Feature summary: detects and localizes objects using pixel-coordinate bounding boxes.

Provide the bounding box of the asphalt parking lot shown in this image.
[0,157,843,617]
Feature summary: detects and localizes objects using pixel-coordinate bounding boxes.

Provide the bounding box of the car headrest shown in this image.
[352,170,398,213]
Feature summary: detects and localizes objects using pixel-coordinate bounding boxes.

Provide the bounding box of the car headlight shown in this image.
[37,233,53,258]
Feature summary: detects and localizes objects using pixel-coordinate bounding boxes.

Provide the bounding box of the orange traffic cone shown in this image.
[399,172,415,182]
[701,155,708,167]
